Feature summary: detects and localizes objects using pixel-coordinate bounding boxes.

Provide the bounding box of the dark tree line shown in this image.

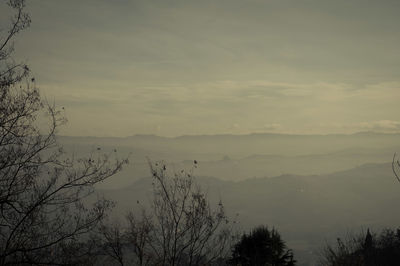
[320,228,400,266]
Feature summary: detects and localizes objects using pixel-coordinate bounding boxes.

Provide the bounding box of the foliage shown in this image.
[229,225,296,266]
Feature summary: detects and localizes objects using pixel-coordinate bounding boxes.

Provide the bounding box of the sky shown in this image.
[2,0,400,137]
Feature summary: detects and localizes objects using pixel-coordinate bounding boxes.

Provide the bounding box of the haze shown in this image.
[3,0,400,265]
[2,0,400,137]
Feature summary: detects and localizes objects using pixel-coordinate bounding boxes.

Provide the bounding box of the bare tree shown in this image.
[392,153,400,183]
[0,1,127,264]
[98,221,126,266]
[100,161,237,266]
[132,161,236,266]
[125,210,154,266]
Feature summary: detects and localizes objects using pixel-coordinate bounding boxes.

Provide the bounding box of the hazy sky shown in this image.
[2,0,400,136]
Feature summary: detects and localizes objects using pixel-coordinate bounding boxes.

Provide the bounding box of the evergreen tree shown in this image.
[229,225,295,266]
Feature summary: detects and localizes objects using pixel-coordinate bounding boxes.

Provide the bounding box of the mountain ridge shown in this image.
[57,131,400,140]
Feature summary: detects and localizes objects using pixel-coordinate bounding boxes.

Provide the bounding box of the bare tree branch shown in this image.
[0,1,128,265]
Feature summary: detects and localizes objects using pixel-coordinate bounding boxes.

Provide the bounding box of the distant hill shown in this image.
[58,131,400,158]
[59,132,400,264]
[98,162,400,265]
[57,132,400,188]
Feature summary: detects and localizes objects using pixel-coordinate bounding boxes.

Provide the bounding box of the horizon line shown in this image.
[56,130,400,139]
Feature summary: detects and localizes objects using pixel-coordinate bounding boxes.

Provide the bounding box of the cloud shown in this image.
[262,123,282,130]
[250,123,282,133]
[358,120,400,133]
[41,79,400,136]
[4,0,400,136]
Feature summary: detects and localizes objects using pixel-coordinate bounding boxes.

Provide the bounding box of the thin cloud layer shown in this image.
[2,0,400,136]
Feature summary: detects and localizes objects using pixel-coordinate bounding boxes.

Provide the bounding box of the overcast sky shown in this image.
[2,0,400,137]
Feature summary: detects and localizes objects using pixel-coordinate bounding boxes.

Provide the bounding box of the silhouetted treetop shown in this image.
[229,225,295,266]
